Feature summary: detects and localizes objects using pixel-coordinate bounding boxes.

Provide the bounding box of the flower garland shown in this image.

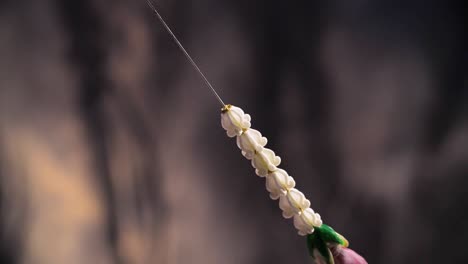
[221,104,366,264]
[145,2,367,262]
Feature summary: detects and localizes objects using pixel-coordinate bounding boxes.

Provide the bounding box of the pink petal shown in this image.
[332,246,368,264]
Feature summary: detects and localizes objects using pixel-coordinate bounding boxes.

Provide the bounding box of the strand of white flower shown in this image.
[221,104,323,236]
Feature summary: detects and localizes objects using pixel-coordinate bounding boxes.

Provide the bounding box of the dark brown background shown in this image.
[0,0,467,263]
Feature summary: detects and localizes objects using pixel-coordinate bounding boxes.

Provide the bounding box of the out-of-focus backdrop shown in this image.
[0,0,467,263]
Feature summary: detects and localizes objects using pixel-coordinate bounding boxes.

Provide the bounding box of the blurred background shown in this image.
[0,0,467,263]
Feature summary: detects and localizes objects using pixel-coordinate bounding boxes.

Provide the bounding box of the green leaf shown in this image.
[306,224,349,264]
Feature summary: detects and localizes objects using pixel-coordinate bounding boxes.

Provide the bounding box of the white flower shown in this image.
[220,104,324,236]
[236,128,268,159]
[293,208,321,236]
[265,169,295,200]
[221,105,251,137]
[279,188,310,218]
[251,148,281,177]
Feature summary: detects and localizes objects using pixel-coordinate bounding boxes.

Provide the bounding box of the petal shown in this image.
[221,112,239,137]
[279,188,310,218]
[265,169,295,200]
[220,105,251,137]
[287,188,310,210]
[251,148,280,176]
[302,208,319,227]
[313,213,323,227]
[332,246,368,264]
[243,113,252,126]
[278,195,296,218]
[236,129,267,159]
[293,209,316,236]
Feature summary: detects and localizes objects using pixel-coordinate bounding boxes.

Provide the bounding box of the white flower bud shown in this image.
[251,148,281,177]
[293,208,320,236]
[279,188,310,218]
[220,104,324,236]
[236,128,267,159]
[221,105,251,137]
[265,169,295,200]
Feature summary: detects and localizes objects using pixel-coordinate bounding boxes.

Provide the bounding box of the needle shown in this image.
[145,0,226,107]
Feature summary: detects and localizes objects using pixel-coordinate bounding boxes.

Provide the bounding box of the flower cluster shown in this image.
[221,104,322,236]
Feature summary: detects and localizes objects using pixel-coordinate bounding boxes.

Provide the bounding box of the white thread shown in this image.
[146,0,226,107]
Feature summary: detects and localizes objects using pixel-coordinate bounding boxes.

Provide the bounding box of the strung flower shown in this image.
[236,128,268,159]
[265,169,295,200]
[221,104,251,137]
[293,208,321,236]
[251,148,281,176]
[278,188,311,218]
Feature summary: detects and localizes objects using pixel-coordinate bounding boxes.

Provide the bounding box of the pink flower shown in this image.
[331,246,368,264]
